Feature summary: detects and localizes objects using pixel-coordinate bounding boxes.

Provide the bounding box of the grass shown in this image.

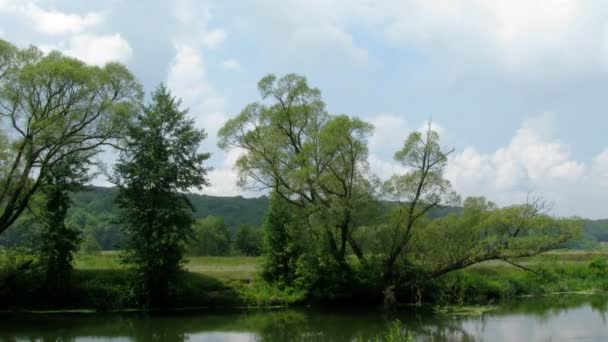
[2,249,608,311]
[427,253,608,305]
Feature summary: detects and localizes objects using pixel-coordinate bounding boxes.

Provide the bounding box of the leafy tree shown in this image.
[221,74,580,302]
[0,39,142,234]
[187,216,231,256]
[33,152,92,292]
[234,224,263,256]
[380,123,459,278]
[378,125,580,298]
[81,233,102,254]
[112,84,210,309]
[218,74,376,274]
[261,192,304,286]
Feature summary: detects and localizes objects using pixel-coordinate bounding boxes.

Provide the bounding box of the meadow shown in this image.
[2,249,608,311]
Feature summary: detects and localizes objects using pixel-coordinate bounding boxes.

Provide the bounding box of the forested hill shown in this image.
[1,186,607,250]
[1,186,268,250]
[71,186,270,229]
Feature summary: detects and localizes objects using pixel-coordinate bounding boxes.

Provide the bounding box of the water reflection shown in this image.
[0,294,607,341]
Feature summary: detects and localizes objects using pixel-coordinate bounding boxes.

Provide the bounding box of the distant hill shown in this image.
[70,186,270,229]
[1,186,607,250]
[1,186,269,250]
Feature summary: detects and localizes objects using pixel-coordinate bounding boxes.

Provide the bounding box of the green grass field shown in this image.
[2,250,608,311]
[75,252,261,282]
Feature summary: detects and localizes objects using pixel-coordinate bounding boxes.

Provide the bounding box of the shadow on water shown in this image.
[0,294,607,341]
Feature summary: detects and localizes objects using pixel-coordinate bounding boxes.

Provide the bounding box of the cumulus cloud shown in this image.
[360,0,608,75]
[203,149,248,197]
[63,33,132,66]
[26,5,104,36]
[234,0,608,74]
[167,42,240,197]
[363,112,608,218]
[237,0,369,65]
[175,0,227,49]
[0,0,104,35]
[445,113,607,218]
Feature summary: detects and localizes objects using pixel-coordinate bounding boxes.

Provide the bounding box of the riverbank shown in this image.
[1,251,607,311]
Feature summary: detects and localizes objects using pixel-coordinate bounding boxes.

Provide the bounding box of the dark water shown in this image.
[1,294,607,341]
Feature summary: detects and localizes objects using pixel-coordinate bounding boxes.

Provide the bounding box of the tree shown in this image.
[0,39,142,234]
[381,123,459,279]
[378,125,580,300]
[261,192,304,286]
[33,153,92,292]
[112,84,210,309]
[187,216,231,256]
[81,233,102,254]
[234,224,263,256]
[411,196,580,283]
[218,74,376,274]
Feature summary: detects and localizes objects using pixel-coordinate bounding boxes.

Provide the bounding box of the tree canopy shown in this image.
[0,39,142,234]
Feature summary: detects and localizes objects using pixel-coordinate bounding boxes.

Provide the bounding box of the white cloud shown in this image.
[234,0,608,74]
[222,58,241,70]
[361,0,608,75]
[174,0,227,49]
[167,43,224,119]
[0,0,104,36]
[26,5,104,36]
[363,112,608,218]
[237,0,369,65]
[203,149,247,197]
[63,33,133,66]
[445,113,607,218]
[167,42,244,197]
[40,33,133,66]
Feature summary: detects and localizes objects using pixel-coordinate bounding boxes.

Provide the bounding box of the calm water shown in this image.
[1,294,608,341]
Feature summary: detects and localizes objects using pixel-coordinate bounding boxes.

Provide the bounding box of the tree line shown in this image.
[0,39,581,309]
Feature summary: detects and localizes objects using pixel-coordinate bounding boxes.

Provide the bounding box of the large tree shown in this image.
[112,84,210,309]
[0,39,142,234]
[219,74,376,272]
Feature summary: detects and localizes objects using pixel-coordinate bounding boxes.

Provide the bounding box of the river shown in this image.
[1,294,607,341]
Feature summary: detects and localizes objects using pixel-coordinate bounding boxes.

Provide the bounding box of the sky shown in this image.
[1,0,607,218]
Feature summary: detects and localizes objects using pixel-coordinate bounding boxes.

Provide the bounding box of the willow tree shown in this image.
[218,74,376,273]
[0,39,142,234]
[379,125,580,296]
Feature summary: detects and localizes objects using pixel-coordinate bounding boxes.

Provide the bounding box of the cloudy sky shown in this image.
[1,0,607,218]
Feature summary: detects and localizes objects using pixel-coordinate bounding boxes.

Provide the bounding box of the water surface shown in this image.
[1,294,607,341]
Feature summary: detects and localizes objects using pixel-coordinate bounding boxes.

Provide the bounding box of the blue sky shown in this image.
[1,0,607,218]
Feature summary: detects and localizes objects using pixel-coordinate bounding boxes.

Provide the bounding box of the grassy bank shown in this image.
[1,252,304,311]
[427,252,608,305]
[2,250,608,311]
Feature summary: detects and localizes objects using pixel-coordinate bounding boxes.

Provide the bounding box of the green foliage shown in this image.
[219,73,377,293]
[379,320,413,342]
[234,224,263,256]
[187,216,231,256]
[81,234,102,254]
[34,185,81,292]
[112,84,210,309]
[0,39,142,234]
[261,193,305,287]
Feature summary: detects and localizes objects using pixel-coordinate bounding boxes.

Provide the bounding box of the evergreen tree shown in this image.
[112,84,210,309]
